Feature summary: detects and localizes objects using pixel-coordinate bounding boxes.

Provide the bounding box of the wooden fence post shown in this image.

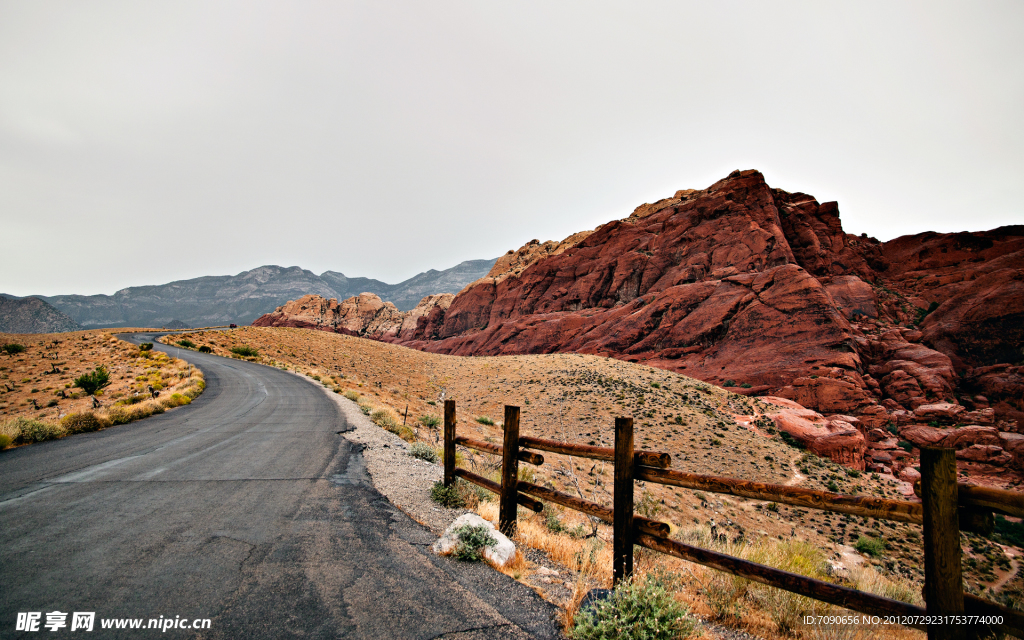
[613,416,634,586]
[443,400,456,488]
[921,447,964,640]
[499,405,521,537]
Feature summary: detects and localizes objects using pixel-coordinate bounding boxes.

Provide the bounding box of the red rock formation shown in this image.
[252,170,1023,481]
[252,293,450,340]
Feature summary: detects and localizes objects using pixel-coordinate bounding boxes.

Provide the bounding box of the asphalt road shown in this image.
[0,333,559,639]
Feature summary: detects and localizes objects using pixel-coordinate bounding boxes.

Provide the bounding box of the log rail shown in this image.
[440,400,1023,639]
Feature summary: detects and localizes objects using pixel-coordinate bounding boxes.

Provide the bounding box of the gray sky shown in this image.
[2,1,1022,297]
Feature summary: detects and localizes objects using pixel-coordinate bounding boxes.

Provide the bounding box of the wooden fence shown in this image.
[441,400,1024,640]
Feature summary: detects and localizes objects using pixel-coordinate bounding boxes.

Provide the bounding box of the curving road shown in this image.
[0,333,558,639]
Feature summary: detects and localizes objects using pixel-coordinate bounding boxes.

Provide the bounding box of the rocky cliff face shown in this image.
[391,170,1022,481]
[0,295,82,333]
[253,170,1023,482]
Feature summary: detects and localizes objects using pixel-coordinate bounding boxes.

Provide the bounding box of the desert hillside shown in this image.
[163,325,1024,604]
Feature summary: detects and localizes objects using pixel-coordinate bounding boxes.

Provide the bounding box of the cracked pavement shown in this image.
[0,333,559,639]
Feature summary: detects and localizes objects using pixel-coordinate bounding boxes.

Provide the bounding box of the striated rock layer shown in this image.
[254,170,1023,480]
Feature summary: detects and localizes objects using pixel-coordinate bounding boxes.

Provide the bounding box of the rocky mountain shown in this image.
[0,295,82,333]
[26,259,496,329]
[253,170,1024,484]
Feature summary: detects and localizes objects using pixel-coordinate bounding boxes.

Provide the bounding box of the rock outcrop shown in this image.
[252,292,452,341]
[253,170,1023,481]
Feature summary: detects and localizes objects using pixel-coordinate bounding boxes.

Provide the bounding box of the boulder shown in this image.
[914,403,966,424]
[941,425,1002,450]
[432,513,516,567]
[770,403,866,469]
[955,445,1012,466]
[899,466,922,483]
[898,424,950,448]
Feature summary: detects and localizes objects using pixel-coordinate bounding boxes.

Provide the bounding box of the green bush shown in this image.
[475,416,495,426]
[854,536,886,557]
[451,524,497,562]
[344,390,361,402]
[61,412,103,434]
[0,434,11,449]
[740,382,753,389]
[74,366,111,395]
[409,442,439,463]
[431,481,465,508]
[115,395,146,406]
[359,403,372,415]
[176,339,196,349]
[198,345,213,353]
[722,379,736,387]
[2,343,26,356]
[571,574,699,640]
[139,343,153,351]
[418,414,440,428]
[230,345,259,358]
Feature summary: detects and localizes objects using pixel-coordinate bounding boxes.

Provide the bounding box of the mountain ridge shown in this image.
[12,259,497,329]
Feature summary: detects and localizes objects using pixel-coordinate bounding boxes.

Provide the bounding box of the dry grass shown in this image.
[0,330,204,448]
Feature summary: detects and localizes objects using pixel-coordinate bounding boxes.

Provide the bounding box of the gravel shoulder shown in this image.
[304,371,471,535]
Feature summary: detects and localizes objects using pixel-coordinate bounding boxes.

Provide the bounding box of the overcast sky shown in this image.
[2,1,1021,297]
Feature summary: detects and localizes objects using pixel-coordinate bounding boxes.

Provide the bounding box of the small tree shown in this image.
[74,365,111,395]
[2,343,26,356]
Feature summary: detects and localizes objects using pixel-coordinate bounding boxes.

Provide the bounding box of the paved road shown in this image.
[0,333,558,639]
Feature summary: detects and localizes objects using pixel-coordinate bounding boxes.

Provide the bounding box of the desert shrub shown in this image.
[161,393,191,408]
[176,339,196,349]
[13,418,64,443]
[571,573,699,640]
[0,434,10,449]
[722,379,736,387]
[230,345,258,358]
[409,442,439,463]
[344,390,361,402]
[747,539,830,633]
[779,431,805,449]
[451,524,496,562]
[740,382,753,389]
[197,345,212,353]
[358,403,372,415]
[182,379,206,399]
[106,406,135,426]
[854,536,886,557]
[370,408,397,428]
[2,343,26,356]
[61,412,103,434]
[418,414,440,428]
[431,481,465,508]
[475,415,495,426]
[74,366,111,395]
[139,343,153,351]
[115,395,146,406]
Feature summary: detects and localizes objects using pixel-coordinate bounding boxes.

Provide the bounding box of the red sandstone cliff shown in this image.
[254,170,1023,482]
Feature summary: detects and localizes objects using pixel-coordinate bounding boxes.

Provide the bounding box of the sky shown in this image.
[1,1,1022,297]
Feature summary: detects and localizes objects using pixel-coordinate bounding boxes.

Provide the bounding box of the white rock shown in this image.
[432,513,516,567]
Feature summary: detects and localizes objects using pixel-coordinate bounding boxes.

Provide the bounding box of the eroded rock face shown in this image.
[253,170,1022,484]
[764,397,866,469]
[252,293,451,340]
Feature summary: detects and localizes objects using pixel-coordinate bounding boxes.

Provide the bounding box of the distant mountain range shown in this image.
[2,259,497,330]
[0,296,82,334]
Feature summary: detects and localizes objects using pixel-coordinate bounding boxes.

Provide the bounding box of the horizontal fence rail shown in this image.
[439,400,1024,640]
[635,465,925,524]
